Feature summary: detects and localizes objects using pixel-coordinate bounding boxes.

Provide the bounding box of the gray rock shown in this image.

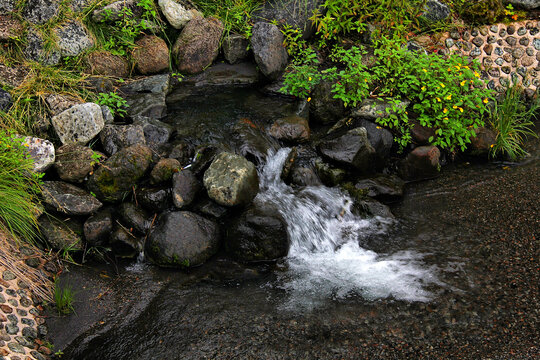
[268,115,310,143]
[0,88,12,111]
[22,136,55,173]
[507,0,539,10]
[87,144,153,202]
[0,0,15,14]
[70,0,91,12]
[172,17,223,74]
[355,197,394,218]
[54,20,94,57]
[172,169,200,208]
[92,0,142,22]
[99,124,146,156]
[0,14,23,40]
[223,34,250,64]
[150,158,180,184]
[45,93,82,116]
[132,116,173,149]
[41,181,102,215]
[352,118,393,159]
[351,98,410,121]
[84,208,113,246]
[136,187,172,212]
[110,224,143,258]
[158,0,201,29]
[183,63,259,86]
[39,216,83,251]
[118,202,151,234]
[54,144,98,183]
[145,211,220,267]
[24,30,61,65]
[398,145,440,181]
[422,0,450,22]
[250,22,288,80]
[354,174,405,203]
[193,198,228,219]
[318,127,377,173]
[51,103,105,145]
[119,75,171,119]
[225,203,289,262]
[203,152,259,207]
[22,0,59,24]
[101,105,114,124]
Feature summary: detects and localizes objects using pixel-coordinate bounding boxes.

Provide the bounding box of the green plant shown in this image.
[53,280,75,315]
[489,83,539,160]
[96,92,128,118]
[456,0,505,24]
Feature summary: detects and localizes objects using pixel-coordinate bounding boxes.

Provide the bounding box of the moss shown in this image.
[340,182,368,202]
[457,0,505,24]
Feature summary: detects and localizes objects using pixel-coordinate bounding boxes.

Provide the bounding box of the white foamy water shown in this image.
[257,149,438,309]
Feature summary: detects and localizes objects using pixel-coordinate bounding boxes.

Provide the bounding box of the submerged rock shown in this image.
[145,211,220,268]
[251,22,288,80]
[51,103,105,145]
[268,115,310,143]
[41,181,102,216]
[232,118,277,164]
[398,145,441,181]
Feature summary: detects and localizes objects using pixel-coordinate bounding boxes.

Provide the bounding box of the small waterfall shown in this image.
[257,148,438,309]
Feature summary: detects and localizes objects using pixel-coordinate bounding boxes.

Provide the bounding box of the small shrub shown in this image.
[96,92,128,118]
[53,280,75,315]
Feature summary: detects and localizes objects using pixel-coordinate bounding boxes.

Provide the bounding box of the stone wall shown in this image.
[439,20,540,97]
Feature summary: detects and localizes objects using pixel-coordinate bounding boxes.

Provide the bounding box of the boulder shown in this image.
[54,20,94,57]
[310,80,346,124]
[45,93,82,116]
[172,17,223,74]
[41,181,102,216]
[203,152,259,207]
[318,127,377,173]
[468,127,496,157]
[268,115,310,143]
[0,0,15,14]
[158,0,201,29]
[92,0,142,22]
[23,30,61,65]
[223,34,250,64]
[136,187,172,213]
[133,35,169,75]
[132,116,173,150]
[225,203,289,262]
[39,216,83,251]
[168,142,194,167]
[232,118,277,164]
[51,103,105,145]
[351,98,410,121]
[410,119,436,145]
[0,15,23,41]
[22,0,59,24]
[87,144,153,202]
[250,22,288,80]
[0,88,12,111]
[86,51,130,78]
[353,118,393,159]
[119,74,171,118]
[314,158,346,186]
[172,169,200,208]
[398,145,441,181]
[507,0,540,9]
[22,136,55,173]
[117,202,151,235]
[110,225,143,258]
[145,211,220,267]
[99,124,146,156]
[422,0,450,22]
[150,158,180,184]
[54,144,99,183]
[281,146,321,186]
[83,208,113,246]
[354,174,405,203]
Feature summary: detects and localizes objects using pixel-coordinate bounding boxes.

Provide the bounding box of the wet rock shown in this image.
[41,181,102,216]
[136,187,172,213]
[92,0,142,22]
[314,158,347,186]
[0,88,12,111]
[184,63,259,86]
[190,145,218,176]
[54,20,94,57]
[158,0,201,29]
[119,74,171,118]
[281,146,321,186]
[355,197,394,218]
[100,124,146,156]
[38,216,83,251]
[133,35,169,75]
[168,142,194,167]
[86,51,130,78]
[351,98,409,121]
[354,174,405,203]
[0,15,23,41]
[83,208,113,246]
[145,211,220,267]
[150,158,180,184]
[353,118,393,159]
[23,30,60,65]
[203,152,259,207]
[172,17,223,74]
[192,198,228,219]
[172,169,200,209]
[268,115,310,143]
[52,103,105,145]
[223,34,250,64]
[110,224,143,258]
[318,127,377,173]
[232,118,277,164]
[398,145,440,181]
[310,80,346,125]
[21,136,55,173]
[132,116,174,150]
[22,0,59,24]
[87,144,153,202]
[251,22,288,80]
[421,0,450,22]
[468,127,496,157]
[411,119,436,145]
[118,202,151,235]
[289,166,321,186]
[54,144,98,183]
[226,203,289,262]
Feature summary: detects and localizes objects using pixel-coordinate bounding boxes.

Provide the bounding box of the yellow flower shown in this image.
[474,71,480,78]
[460,80,466,86]
[440,83,445,88]
[436,97,441,102]
[421,86,426,91]
[423,69,427,73]
[445,94,452,100]
[308,77,312,81]
[453,105,457,109]
[463,65,469,69]
[443,117,449,121]
[307,97,311,102]
[459,107,463,112]
[455,65,461,70]
[483,98,488,104]
[490,144,494,148]
[443,108,448,113]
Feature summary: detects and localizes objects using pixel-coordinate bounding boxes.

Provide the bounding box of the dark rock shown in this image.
[469,127,496,157]
[150,158,180,184]
[0,88,12,112]
[51,103,105,145]
[411,119,436,145]
[133,35,169,75]
[172,17,223,74]
[318,127,377,173]
[506,36,517,47]
[22,0,59,24]
[355,198,394,218]
[232,118,277,164]
[41,181,102,216]
[23,30,60,65]
[87,144,153,202]
[54,144,98,183]
[168,142,194,167]
[54,20,94,57]
[119,74,171,119]
[110,224,143,258]
[86,51,130,78]
[117,202,151,235]
[132,116,174,151]
[354,174,405,203]
[38,216,83,251]
[0,15,23,41]
[351,98,409,121]
[83,208,113,246]
[21,136,55,173]
[422,0,450,22]
[309,79,346,125]
[183,63,259,86]
[353,118,393,159]
[281,146,322,186]
[250,22,288,80]
[398,145,440,181]
[289,166,321,186]
[192,198,228,219]
[189,145,218,176]
[136,187,172,213]
[223,34,250,64]
[280,147,297,181]
[172,170,200,209]
[145,211,220,267]
[203,152,259,207]
[100,124,146,156]
[314,158,347,186]
[226,203,289,262]
[268,115,310,143]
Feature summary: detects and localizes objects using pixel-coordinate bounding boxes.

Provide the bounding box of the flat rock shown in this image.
[42,181,102,216]
[183,63,259,86]
[51,103,105,145]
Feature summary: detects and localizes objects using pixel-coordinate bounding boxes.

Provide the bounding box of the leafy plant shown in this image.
[489,83,539,160]
[53,280,75,315]
[96,92,128,118]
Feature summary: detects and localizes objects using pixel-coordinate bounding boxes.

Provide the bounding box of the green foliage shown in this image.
[489,83,539,160]
[96,92,128,118]
[53,280,75,315]
[455,0,505,24]
[0,131,43,243]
